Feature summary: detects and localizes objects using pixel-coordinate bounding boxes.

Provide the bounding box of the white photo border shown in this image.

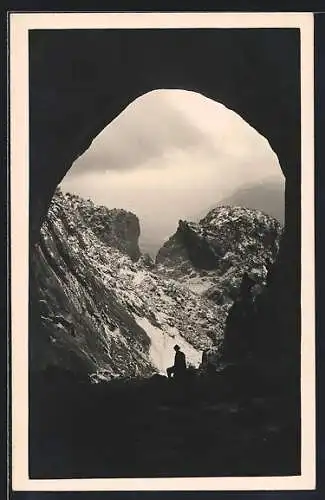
[10,11,315,492]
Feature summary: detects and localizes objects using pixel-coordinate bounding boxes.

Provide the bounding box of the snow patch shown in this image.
[133,270,146,285]
[135,316,202,375]
[184,278,212,295]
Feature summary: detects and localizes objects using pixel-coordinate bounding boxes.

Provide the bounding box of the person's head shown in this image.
[174,345,180,352]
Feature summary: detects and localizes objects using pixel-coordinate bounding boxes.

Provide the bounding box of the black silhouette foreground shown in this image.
[167,345,187,380]
[29,271,300,479]
[29,362,300,479]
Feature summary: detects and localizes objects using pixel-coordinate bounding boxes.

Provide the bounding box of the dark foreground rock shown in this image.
[156,206,282,306]
[29,365,300,479]
[30,189,231,378]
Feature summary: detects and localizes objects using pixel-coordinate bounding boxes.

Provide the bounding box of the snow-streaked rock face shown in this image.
[135,316,202,374]
[156,206,282,306]
[32,190,282,380]
[62,190,141,261]
[32,189,227,380]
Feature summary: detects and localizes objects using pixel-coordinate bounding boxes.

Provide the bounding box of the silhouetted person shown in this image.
[167,345,186,380]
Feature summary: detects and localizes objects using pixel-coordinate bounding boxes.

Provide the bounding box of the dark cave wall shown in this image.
[28,28,301,377]
[29,29,300,237]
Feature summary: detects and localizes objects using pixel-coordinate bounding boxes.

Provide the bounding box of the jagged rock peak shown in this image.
[55,187,141,261]
[199,204,282,227]
[156,205,283,304]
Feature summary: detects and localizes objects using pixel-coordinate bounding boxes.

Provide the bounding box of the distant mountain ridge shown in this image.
[191,180,285,226]
[140,179,284,258]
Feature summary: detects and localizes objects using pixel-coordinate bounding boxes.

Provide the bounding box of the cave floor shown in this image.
[29,370,300,479]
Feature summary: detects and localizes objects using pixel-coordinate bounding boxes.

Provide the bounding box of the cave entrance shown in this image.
[30,86,290,378]
[28,27,301,381]
[29,27,300,248]
[59,89,285,260]
[23,24,306,482]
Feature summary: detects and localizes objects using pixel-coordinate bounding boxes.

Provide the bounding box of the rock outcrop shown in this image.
[217,180,285,226]
[28,30,301,396]
[31,190,152,379]
[30,189,228,379]
[156,206,282,306]
[63,190,141,261]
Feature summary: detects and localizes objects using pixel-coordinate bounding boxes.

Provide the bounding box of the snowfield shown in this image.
[135,315,202,374]
[35,189,227,379]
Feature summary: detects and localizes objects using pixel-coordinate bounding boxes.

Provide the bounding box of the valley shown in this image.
[31,188,282,379]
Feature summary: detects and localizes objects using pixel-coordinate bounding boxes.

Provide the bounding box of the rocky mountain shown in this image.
[188,181,285,226]
[191,179,284,226]
[31,188,283,382]
[139,178,284,259]
[156,206,283,306]
[63,192,141,260]
[218,181,285,225]
[32,188,228,381]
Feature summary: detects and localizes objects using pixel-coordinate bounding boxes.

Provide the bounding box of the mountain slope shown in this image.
[191,179,284,225]
[218,181,285,225]
[156,205,282,305]
[32,189,227,380]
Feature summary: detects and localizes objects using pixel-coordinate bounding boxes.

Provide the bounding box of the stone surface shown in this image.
[156,206,282,305]
[30,190,233,378]
[28,29,301,387]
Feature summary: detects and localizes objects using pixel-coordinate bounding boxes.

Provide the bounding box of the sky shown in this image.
[61,89,284,256]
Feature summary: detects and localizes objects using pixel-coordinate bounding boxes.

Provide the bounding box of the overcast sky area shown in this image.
[61,89,284,255]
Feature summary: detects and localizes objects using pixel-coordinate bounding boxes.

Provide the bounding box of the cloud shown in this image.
[61,89,284,255]
[67,90,217,176]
